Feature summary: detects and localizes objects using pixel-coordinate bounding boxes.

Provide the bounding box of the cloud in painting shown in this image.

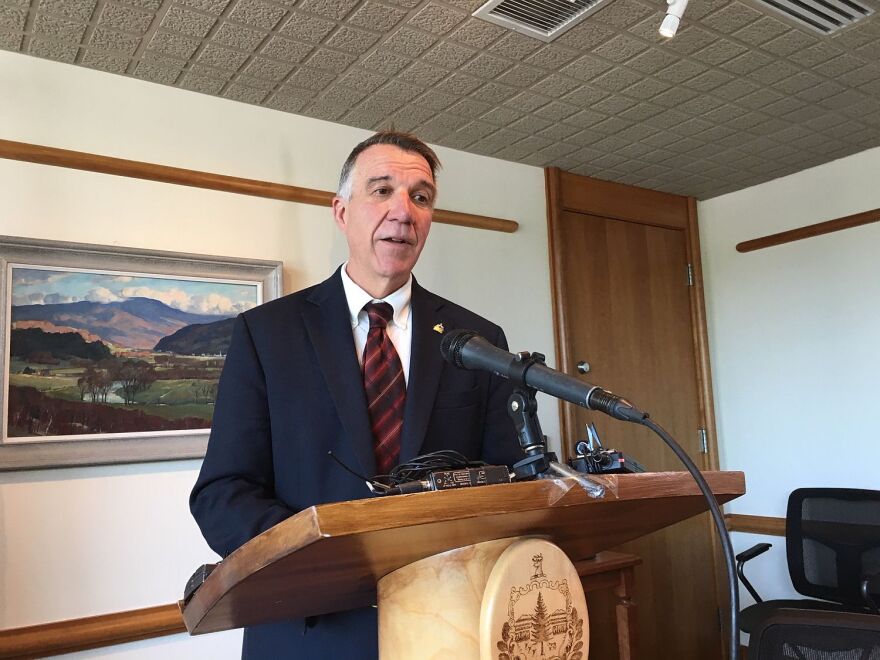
[119,286,254,315]
[86,287,122,303]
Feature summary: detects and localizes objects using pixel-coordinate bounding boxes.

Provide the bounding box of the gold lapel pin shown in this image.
[433,323,444,334]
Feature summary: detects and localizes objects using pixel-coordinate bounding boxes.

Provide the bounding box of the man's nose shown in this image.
[387,190,414,221]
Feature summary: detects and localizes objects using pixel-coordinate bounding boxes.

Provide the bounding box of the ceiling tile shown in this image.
[684,68,735,91]
[361,48,410,74]
[398,59,448,86]
[534,99,579,121]
[591,0,653,28]
[563,84,610,106]
[761,28,819,58]
[592,34,648,63]
[504,90,551,113]
[560,54,613,83]
[383,25,437,56]
[509,114,554,133]
[529,73,581,98]
[303,46,356,71]
[408,2,465,35]
[81,48,128,71]
[592,65,642,90]
[662,26,715,56]
[773,70,822,95]
[278,12,336,42]
[324,24,380,53]
[655,58,708,84]
[227,0,286,29]
[446,97,493,117]
[286,65,337,89]
[487,30,541,60]
[336,66,387,91]
[34,13,87,40]
[421,39,474,67]
[719,49,774,75]
[524,43,580,70]
[302,98,348,120]
[212,22,266,51]
[414,87,458,110]
[787,41,843,68]
[224,81,268,103]
[448,18,504,49]
[347,1,408,31]
[103,2,156,34]
[243,55,294,80]
[178,0,232,14]
[481,105,524,125]
[38,0,97,21]
[298,0,359,20]
[625,48,678,75]
[260,35,313,61]
[434,71,481,94]
[385,104,435,130]
[700,1,763,33]
[731,15,788,46]
[537,122,581,141]
[470,80,517,101]
[133,59,180,83]
[693,38,748,66]
[198,41,249,69]
[496,64,546,88]
[89,26,141,54]
[149,30,201,58]
[458,52,511,79]
[555,21,616,50]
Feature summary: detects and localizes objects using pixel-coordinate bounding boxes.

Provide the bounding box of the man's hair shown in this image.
[336,131,441,200]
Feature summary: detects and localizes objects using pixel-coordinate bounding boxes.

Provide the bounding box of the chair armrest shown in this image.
[736,543,772,603]
[736,542,772,564]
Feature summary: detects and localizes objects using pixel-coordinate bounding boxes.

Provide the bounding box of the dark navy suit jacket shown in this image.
[190,268,520,659]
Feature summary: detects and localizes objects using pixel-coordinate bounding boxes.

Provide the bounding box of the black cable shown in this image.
[638,416,740,660]
[380,450,486,486]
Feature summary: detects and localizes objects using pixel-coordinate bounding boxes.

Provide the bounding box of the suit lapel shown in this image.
[400,281,445,462]
[303,269,377,477]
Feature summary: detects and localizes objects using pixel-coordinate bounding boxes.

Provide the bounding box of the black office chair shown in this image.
[748,609,880,660]
[736,488,880,634]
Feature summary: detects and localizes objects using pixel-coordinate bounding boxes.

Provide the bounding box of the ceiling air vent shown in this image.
[473,0,616,42]
[751,0,873,34]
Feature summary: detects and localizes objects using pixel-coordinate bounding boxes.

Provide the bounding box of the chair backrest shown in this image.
[749,609,880,660]
[786,488,880,608]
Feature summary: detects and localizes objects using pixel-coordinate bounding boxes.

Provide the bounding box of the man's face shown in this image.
[332,144,435,299]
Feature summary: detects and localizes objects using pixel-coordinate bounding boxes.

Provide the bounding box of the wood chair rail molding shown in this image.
[0,552,643,659]
[0,139,518,234]
[0,604,185,659]
[725,513,786,536]
[736,207,879,253]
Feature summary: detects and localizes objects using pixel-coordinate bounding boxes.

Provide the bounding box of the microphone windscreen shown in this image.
[439,329,476,368]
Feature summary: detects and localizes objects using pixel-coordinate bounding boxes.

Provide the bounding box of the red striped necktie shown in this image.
[362,302,406,475]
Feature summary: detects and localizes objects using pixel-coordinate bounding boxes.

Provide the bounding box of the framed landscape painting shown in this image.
[0,236,282,471]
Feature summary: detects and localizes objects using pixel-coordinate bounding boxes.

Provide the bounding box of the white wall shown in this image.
[698,147,880,615]
[0,49,557,657]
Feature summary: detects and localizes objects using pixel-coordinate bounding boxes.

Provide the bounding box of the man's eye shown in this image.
[413,193,432,205]
[373,187,391,196]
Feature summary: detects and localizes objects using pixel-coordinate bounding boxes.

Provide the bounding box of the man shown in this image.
[190,131,521,658]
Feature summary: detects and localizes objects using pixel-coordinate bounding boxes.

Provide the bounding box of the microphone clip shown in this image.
[507,379,557,481]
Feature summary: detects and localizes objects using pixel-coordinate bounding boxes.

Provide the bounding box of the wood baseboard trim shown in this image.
[0,604,185,659]
[735,208,878,252]
[0,139,518,234]
[725,513,785,536]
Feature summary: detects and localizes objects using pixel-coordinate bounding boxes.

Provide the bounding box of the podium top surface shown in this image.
[183,470,744,634]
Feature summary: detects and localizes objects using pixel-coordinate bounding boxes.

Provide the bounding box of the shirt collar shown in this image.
[340,263,411,330]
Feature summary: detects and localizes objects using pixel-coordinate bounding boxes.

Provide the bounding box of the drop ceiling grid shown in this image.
[1,0,879,198]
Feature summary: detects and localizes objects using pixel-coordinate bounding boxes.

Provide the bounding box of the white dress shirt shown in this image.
[340,263,412,385]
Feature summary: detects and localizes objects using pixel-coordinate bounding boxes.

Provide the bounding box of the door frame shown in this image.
[544,167,719,470]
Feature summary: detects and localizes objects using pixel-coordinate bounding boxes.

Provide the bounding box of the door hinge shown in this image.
[686,263,694,286]
[699,428,708,454]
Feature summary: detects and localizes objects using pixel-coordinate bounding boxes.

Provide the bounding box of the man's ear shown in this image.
[331,196,347,232]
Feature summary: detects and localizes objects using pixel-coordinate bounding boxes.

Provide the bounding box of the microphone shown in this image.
[440,330,646,422]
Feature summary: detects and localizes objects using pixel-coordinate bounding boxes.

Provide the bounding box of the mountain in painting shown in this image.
[154,317,235,355]
[11,297,230,350]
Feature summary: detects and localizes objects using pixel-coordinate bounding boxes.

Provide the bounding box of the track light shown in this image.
[659,0,689,37]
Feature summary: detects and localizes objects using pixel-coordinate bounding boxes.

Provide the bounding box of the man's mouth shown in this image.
[380,237,411,245]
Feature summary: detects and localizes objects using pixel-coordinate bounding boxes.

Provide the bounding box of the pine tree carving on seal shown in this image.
[496,553,585,660]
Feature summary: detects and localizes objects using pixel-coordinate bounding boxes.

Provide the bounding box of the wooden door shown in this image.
[546,171,723,660]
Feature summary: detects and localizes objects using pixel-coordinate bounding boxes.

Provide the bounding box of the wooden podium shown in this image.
[182,471,744,657]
